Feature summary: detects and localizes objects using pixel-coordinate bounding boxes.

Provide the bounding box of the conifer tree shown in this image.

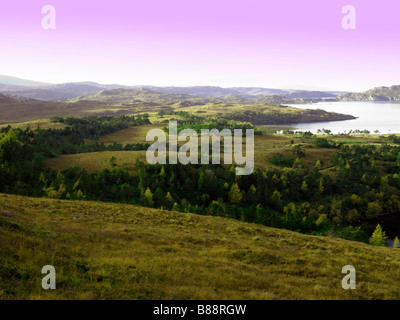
[143,187,154,207]
[318,179,325,194]
[369,224,388,246]
[301,180,308,192]
[229,183,242,204]
[197,171,204,191]
[159,166,166,179]
[393,236,399,249]
[166,192,173,202]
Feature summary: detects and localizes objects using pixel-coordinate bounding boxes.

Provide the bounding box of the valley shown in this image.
[2,77,400,300]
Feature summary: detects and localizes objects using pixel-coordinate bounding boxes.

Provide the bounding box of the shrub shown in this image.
[333,226,369,243]
[268,155,295,167]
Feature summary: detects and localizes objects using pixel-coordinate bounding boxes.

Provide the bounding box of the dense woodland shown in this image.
[1,115,400,244]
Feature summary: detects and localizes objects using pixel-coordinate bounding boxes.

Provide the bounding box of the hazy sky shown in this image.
[1,0,399,91]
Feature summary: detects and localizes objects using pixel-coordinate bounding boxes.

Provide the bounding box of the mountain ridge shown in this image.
[0,74,347,101]
[335,85,400,101]
[0,75,50,87]
[3,74,399,103]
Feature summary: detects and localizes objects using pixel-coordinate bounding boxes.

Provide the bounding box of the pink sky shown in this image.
[0,0,399,91]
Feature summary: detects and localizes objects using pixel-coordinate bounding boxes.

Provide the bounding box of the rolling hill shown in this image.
[1,193,400,299]
[80,88,199,104]
[0,88,356,125]
[0,93,20,103]
[79,88,345,108]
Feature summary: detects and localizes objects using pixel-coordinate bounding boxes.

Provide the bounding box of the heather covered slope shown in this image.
[1,193,400,300]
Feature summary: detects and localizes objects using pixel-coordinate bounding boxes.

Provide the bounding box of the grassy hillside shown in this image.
[0,99,131,125]
[1,193,400,300]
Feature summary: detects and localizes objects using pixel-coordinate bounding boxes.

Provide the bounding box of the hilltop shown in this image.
[1,193,400,300]
[81,88,200,104]
[0,75,50,87]
[54,88,335,105]
[0,82,130,101]
[336,85,400,101]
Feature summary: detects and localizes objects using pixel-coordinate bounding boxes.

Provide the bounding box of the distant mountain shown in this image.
[0,83,291,101]
[138,86,291,98]
[282,90,336,99]
[0,82,129,101]
[136,86,334,98]
[0,75,50,87]
[336,85,400,101]
[230,87,288,97]
[135,86,245,98]
[82,88,210,105]
[1,83,116,101]
[80,88,327,106]
[0,74,346,101]
[246,95,320,105]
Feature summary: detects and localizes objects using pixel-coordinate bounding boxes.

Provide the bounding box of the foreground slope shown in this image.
[1,193,400,300]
